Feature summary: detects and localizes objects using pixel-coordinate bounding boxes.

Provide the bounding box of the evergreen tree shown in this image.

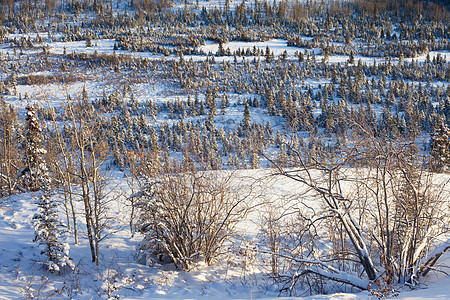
[33,192,75,273]
[28,104,74,272]
[242,101,251,132]
[19,105,49,191]
[250,151,259,169]
[430,123,450,171]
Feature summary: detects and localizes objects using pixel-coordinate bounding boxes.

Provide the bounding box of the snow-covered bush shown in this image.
[33,192,75,273]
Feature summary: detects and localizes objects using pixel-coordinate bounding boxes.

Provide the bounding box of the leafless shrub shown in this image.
[134,163,253,271]
[15,269,66,299]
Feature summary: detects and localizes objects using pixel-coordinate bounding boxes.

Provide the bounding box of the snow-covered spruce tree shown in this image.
[33,191,75,273]
[26,103,74,273]
[19,104,50,191]
[430,123,450,171]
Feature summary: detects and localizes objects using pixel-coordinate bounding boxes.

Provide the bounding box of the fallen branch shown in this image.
[418,237,450,277]
[289,266,370,291]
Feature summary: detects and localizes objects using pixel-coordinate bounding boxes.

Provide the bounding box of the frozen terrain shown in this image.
[1,169,450,299]
[0,0,449,298]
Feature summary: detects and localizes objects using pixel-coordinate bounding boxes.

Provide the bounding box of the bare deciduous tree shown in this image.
[63,95,111,265]
[264,122,450,294]
[0,98,22,196]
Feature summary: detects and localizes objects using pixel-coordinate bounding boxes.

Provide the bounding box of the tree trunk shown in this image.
[67,179,78,245]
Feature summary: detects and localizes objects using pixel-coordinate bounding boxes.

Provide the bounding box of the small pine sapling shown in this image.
[33,192,75,273]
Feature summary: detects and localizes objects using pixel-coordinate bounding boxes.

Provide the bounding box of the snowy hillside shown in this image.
[1,169,450,299]
[0,0,450,298]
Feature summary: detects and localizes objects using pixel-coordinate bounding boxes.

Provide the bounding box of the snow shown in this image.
[49,39,118,56]
[200,38,301,58]
[1,169,450,299]
[404,51,450,63]
[0,2,449,297]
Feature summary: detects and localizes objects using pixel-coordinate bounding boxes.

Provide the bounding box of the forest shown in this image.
[0,0,449,298]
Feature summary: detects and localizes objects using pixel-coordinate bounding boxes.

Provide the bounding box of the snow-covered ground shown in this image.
[0,1,449,297]
[1,169,450,299]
